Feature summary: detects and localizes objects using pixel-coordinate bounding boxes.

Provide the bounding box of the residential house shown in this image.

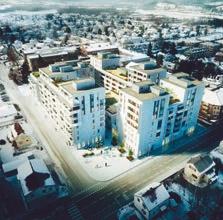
[183,154,218,188]
[134,182,170,220]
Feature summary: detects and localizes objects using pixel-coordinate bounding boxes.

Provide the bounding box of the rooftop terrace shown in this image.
[107,68,128,80]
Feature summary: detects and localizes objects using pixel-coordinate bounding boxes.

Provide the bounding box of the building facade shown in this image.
[119,81,170,157]
[119,73,204,158]
[90,52,165,95]
[199,87,223,123]
[160,73,205,144]
[90,52,130,94]
[126,61,167,84]
[29,60,105,149]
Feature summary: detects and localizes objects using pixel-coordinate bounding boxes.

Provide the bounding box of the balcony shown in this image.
[71,119,79,127]
[70,105,80,112]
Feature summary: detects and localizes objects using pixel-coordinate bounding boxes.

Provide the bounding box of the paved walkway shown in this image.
[72,147,153,182]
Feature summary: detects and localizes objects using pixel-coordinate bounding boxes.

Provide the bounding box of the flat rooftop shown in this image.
[121,87,158,102]
[162,72,203,89]
[107,68,128,80]
[121,80,168,101]
[39,67,52,75]
[39,60,89,76]
[128,63,166,76]
[59,78,98,95]
[83,43,118,52]
[25,46,77,58]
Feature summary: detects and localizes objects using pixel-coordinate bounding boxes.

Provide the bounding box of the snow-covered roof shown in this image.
[188,154,214,173]
[2,151,34,174]
[202,88,223,106]
[0,146,14,164]
[0,103,17,118]
[17,158,55,196]
[135,182,170,212]
[83,42,118,53]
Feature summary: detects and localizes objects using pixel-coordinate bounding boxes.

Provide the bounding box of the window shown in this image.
[157,120,162,130]
[153,100,159,119]
[189,165,196,172]
[90,94,94,113]
[142,209,147,216]
[74,119,78,123]
[100,99,104,106]
[159,99,165,117]
[192,174,198,179]
[81,96,85,114]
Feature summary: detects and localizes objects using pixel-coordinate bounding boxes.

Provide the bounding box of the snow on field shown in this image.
[136,9,223,20]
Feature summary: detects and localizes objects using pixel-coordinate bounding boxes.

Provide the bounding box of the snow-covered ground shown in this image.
[136,9,223,20]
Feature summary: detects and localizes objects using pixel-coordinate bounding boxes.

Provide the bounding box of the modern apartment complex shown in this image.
[119,81,170,157]
[29,60,105,149]
[90,52,130,94]
[160,73,205,143]
[126,61,167,84]
[90,52,165,95]
[119,73,204,157]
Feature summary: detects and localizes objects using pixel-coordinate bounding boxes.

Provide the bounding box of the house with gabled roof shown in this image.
[134,182,170,219]
[17,158,67,209]
[183,154,218,188]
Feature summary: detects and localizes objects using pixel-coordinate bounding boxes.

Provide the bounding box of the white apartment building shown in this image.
[90,52,120,70]
[29,60,105,149]
[90,52,130,94]
[120,81,170,157]
[126,61,167,84]
[160,73,204,144]
[90,52,164,95]
[120,73,204,158]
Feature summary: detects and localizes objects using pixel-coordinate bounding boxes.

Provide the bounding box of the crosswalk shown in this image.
[67,203,84,220]
[71,182,108,202]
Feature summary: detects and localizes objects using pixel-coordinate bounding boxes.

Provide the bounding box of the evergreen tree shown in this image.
[147,42,153,57]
